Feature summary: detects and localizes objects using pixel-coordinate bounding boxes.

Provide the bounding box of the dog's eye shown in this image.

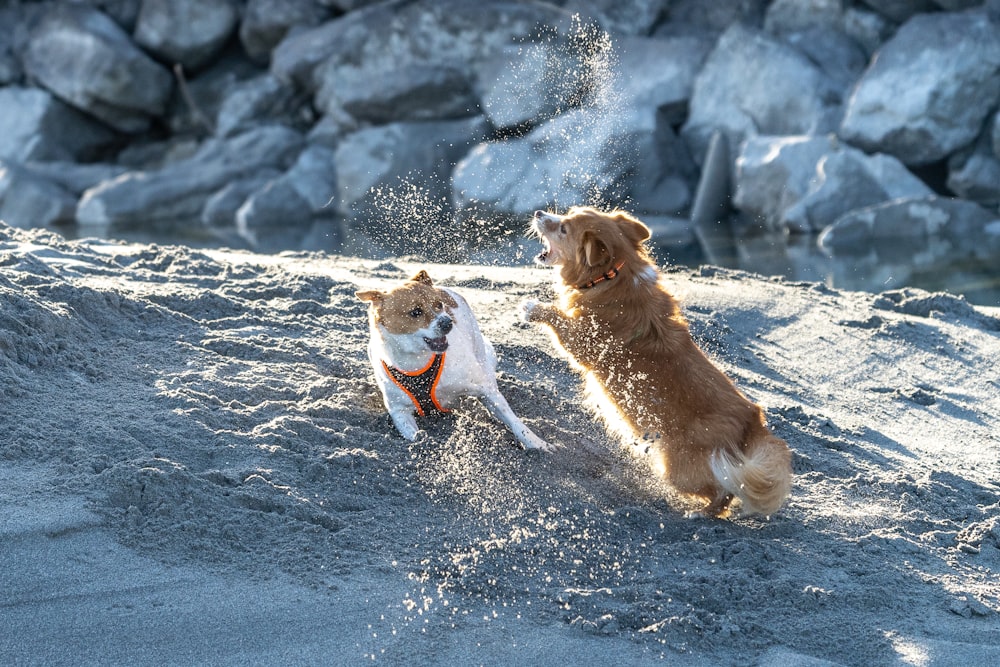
[560,223,567,234]
[409,307,423,318]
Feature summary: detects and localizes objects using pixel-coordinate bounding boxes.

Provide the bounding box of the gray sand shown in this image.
[2,225,998,665]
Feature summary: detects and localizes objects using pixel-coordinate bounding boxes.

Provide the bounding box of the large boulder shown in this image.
[239,0,330,64]
[735,135,934,233]
[947,130,1000,208]
[657,0,768,37]
[0,161,77,229]
[765,1,869,93]
[201,170,282,227]
[476,43,579,131]
[214,73,303,137]
[681,23,844,165]
[819,196,1000,251]
[133,0,240,72]
[733,135,835,232]
[77,125,304,227]
[21,161,128,197]
[23,4,173,133]
[856,0,937,22]
[273,0,571,123]
[0,87,115,162]
[454,34,706,230]
[839,10,1000,166]
[784,146,933,233]
[562,0,668,36]
[334,117,489,255]
[235,145,338,244]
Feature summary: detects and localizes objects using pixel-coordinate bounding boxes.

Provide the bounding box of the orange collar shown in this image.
[577,260,626,290]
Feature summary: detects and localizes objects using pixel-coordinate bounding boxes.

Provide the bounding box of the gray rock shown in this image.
[992,111,1000,159]
[236,179,311,243]
[0,87,116,162]
[215,73,303,137]
[948,131,1000,208]
[0,6,26,85]
[281,145,338,214]
[681,23,843,166]
[316,62,478,124]
[735,135,934,233]
[785,145,933,232]
[614,34,713,125]
[335,117,489,251]
[764,0,843,35]
[840,11,1000,166]
[0,161,77,229]
[657,0,767,37]
[22,161,128,196]
[23,4,173,134]
[842,7,893,57]
[856,0,937,23]
[275,0,570,124]
[733,135,835,232]
[477,43,582,131]
[133,0,240,71]
[932,0,983,11]
[77,125,304,227]
[562,0,668,36]
[780,27,869,94]
[318,0,383,10]
[239,0,330,64]
[819,196,1000,250]
[201,170,282,227]
[165,52,265,136]
[454,33,704,229]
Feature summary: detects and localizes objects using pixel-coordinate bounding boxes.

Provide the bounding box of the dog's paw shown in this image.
[520,299,539,323]
[520,431,558,453]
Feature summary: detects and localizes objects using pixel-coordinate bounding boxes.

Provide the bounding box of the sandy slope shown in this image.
[1,224,998,666]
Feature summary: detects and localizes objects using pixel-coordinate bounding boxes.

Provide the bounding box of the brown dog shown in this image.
[523,207,791,518]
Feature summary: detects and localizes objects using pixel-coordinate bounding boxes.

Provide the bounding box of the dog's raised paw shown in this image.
[520,299,539,323]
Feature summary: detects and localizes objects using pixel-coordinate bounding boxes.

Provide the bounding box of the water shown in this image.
[654,229,1000,308]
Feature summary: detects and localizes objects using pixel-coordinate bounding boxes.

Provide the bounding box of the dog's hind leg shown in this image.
[684,492,734,520]
[478,389,554,452]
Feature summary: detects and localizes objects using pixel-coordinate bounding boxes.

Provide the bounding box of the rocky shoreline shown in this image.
[1,0,999,261]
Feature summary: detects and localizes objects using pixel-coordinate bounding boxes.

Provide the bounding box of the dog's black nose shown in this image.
[437,316,453,334]
[533,210,545,218]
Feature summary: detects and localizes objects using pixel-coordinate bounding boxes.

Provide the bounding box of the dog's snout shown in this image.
[533,210,545,219]
[435,314,453,335]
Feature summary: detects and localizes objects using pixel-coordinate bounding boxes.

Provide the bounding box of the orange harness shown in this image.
[381,353,450,416]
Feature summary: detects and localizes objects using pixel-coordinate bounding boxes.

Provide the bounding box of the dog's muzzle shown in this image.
[423,315,452,352]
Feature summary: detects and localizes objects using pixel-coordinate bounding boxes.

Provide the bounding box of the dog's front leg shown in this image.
[522,300,581,349]
[478,388,554,452]
[388,408,423,441]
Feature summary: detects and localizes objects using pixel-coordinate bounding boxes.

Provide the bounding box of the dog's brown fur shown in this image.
[525,207,792,518]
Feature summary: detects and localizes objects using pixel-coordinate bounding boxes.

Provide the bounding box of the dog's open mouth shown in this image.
[535,236,553,265]
[423,335,449,352]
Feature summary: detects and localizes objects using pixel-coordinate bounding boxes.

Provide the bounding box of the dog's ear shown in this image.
[355,290,384,304]
[614,211,651,245]
[410,270,434,286]
[580,231,610,267]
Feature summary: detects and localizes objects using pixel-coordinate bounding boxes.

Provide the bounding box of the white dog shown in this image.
[356,270,552,451]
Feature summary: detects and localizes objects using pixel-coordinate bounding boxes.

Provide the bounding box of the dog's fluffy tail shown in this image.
[710,434,792,517]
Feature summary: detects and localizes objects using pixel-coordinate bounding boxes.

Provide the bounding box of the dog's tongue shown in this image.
[424,336,448,352]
